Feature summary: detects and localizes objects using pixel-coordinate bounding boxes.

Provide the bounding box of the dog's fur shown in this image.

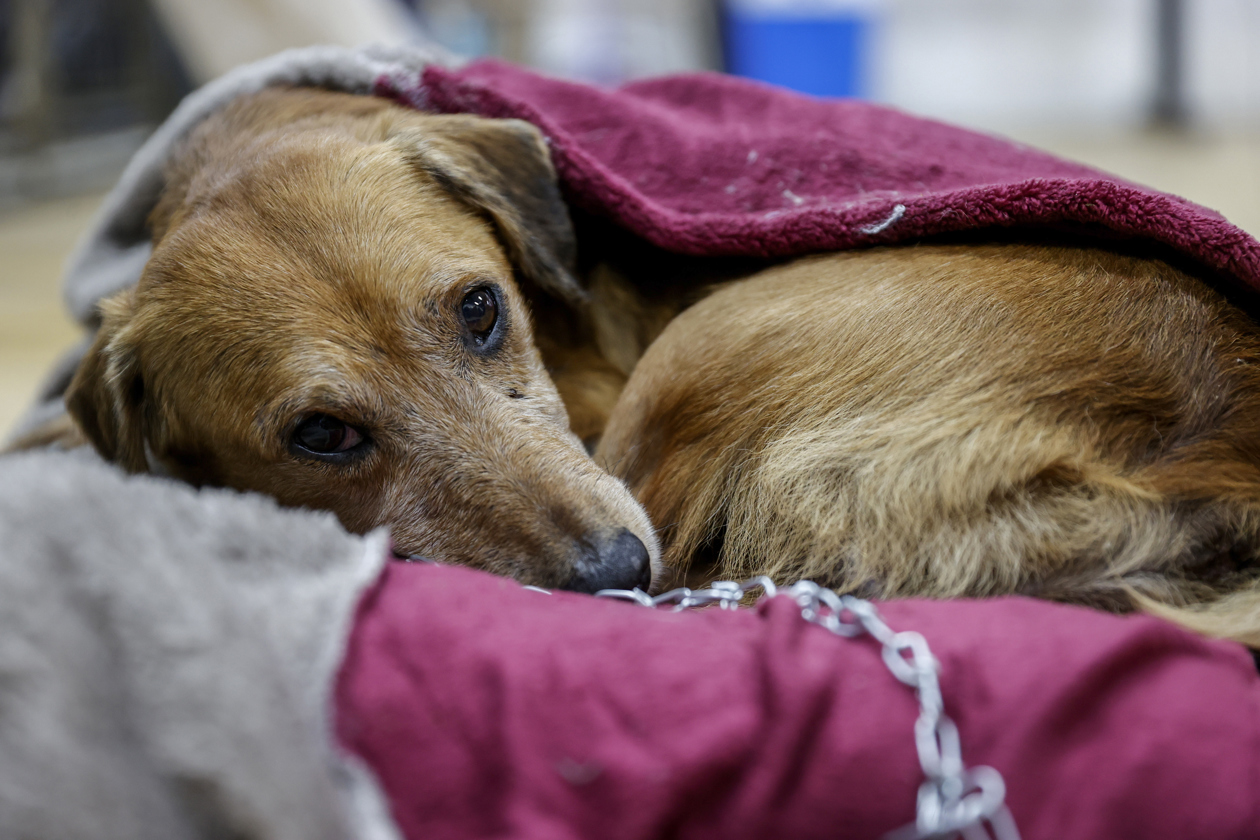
[16,85,1260,645]
[44,87,658,592]
[595,243,1260,647]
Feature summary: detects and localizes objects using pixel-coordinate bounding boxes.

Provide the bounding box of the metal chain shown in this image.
[595,577,1021,840]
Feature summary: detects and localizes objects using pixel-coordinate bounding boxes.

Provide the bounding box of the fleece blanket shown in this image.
[397,60,1260,288]
[57,45,1260,325]
[0,450,397,840]
[2,449,1259,840]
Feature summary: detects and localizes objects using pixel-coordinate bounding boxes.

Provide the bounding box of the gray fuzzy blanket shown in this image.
[0,449,395,839]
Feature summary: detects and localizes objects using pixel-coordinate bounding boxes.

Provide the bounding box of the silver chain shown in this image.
[594,577,1021,840]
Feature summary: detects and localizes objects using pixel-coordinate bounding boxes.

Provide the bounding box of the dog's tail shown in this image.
[1118,459,1260,649]
[1135,586,1260,648]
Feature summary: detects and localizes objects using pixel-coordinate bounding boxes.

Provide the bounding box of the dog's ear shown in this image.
[65,290,150,473]
[395,115,584,305]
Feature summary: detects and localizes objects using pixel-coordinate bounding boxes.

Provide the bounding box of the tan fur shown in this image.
[41,87,659,590]
[596,244,1260,646]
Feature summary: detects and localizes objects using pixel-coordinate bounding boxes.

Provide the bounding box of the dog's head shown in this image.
[67,89,658,592]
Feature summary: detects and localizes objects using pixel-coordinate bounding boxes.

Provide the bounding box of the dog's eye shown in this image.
[292,414,364,455]
[461,288,498,343]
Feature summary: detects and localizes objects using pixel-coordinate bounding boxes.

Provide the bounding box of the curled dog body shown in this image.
[60,87,657,593]
[595,243,1260,646]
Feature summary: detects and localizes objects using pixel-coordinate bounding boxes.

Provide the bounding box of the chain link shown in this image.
[595,578,1021,840]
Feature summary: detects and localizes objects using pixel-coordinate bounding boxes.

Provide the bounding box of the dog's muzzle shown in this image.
[565,529,652,594]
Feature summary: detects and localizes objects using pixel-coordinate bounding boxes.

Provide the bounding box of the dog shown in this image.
[28,86,658,594]
[16,83,1260,648]
[592,241,1260,647]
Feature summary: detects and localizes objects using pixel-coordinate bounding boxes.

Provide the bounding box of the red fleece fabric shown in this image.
[372,60,1260,292]
[335,562,1260,840]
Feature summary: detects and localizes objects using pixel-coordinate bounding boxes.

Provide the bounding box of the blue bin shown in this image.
[723,4,876,99]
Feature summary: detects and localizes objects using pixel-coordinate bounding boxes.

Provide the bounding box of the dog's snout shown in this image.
[565,529,652,594]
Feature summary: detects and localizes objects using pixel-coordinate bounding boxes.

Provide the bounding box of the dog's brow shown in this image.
[264,384,382,429]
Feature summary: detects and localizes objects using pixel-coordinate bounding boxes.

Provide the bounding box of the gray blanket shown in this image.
[0,449,397,839]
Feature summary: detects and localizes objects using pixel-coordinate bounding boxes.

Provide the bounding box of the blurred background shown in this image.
[2,0,1259,436]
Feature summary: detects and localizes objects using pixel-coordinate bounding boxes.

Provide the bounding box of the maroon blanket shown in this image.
[374,60,1260,294]
[336,562,1260,840]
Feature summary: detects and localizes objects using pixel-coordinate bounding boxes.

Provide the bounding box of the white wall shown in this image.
[1186,0,1260,128]
[874,0,1260,133]
[423,0,1260,132]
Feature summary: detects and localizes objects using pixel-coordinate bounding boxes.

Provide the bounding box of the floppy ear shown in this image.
[65,290,150,473]
[395,115,584,305]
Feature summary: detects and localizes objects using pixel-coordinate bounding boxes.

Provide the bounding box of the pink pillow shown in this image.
[335,562,1260,840]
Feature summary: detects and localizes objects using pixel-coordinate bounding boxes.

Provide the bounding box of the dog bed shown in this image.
[1,450,1257,840]
[6,44,1260,839]
[339,560,1260,840]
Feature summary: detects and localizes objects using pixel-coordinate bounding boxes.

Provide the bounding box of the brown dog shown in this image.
[594,242,1260,647]
[21,85,1260,645]
[50,86,657,593]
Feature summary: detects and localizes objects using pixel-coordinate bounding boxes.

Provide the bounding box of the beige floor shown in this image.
[2,130,1259,440]
[0,194,100,439]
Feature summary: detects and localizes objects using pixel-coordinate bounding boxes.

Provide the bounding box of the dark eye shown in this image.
[461,288,498,344]
[291,414,365,456]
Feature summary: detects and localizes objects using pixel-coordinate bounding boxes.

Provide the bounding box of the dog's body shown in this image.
[595,243,1260,646]
[17,84,1260,644]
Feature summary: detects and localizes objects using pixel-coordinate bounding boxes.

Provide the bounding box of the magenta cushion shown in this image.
[334,562,1260,840]
[371,60,1260,293]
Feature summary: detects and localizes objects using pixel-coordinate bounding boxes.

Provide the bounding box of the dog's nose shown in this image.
[566,529,652,594]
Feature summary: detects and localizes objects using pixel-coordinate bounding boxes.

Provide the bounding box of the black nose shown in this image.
[565,529,652,594]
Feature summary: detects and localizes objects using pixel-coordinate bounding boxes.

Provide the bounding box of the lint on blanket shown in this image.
[6,44,1259,840]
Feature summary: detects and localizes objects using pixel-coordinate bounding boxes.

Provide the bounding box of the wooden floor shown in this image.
[2,130,1259,441]
[0,194,99,439]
